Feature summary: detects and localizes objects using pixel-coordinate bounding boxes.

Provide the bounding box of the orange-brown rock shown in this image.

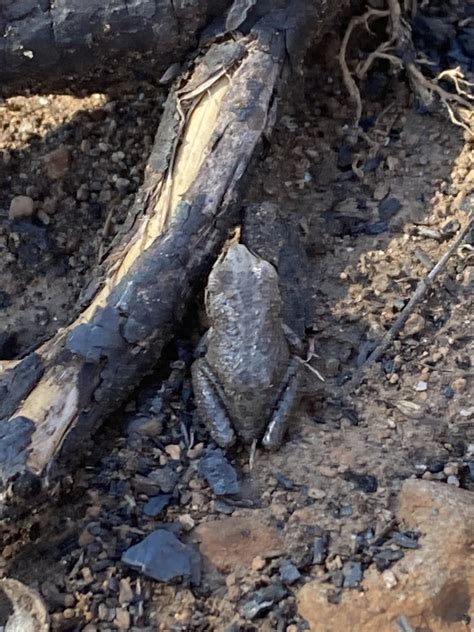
[195,513,283,574]
[298,479,474,632]
[43,146,71,179]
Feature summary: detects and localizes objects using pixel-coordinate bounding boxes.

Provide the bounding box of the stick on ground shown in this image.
[362,212,473,369]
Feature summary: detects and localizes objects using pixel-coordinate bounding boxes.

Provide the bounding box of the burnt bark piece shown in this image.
[242,202,313,339]
[0,1,343,519]
[0,0,232,92]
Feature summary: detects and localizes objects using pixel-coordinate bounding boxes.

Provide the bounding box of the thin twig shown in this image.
[362,213,473,369]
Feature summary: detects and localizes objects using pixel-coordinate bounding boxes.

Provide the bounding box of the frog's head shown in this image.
[205,243,281,329]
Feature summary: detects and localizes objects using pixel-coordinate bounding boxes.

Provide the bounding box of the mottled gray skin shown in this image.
[192,244,301,449]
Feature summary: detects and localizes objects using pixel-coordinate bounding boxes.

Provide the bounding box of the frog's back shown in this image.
[206,244,289,391]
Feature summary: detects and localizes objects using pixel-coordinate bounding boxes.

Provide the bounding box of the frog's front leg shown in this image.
[262,358,302,450]
[191,358,236,449]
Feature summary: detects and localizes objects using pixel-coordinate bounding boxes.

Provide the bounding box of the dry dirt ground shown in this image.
[0,18,473,632]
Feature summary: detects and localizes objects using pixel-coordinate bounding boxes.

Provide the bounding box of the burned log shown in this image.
[0,0,232,92]
[0,0,344,518]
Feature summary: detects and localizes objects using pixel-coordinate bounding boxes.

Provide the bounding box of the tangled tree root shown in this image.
[339,0,474,135]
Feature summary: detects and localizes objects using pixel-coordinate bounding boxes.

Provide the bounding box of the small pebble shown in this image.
[179,514,196,531]
[447,475,460,487]
[9,195,34,219]
[187,443,204,459]
[251,556,266,571]
[392,532,419,549]
[402,313,425,337]
[313,534,329,564]
[319,465,337,478]
[118,578,133,605]
[308,487,326,500]
[382,570,398,589]
[414,381,428,392]
[143,494,172,517]
[442,385,454,399]
[240,584,287,620]
[325,357,340,377]
[115,177,130,191]
[342,561,363,587]
[76,185,89,201]
[43,146,71,179]
[280,560,301,585]
[198,448,240,496]
[115,608,131,630]
[112,151,126,163]
[443,463,458,477]
[213,500,235,515]
[80,139,91,153]
[165,444,181,460]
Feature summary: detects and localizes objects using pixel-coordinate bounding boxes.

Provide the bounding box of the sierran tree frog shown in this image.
[192,243,302,449]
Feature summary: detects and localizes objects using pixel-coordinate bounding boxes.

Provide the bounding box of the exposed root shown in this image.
[338,8,392,124]
[339,0,474,135]
[407,63,474,134]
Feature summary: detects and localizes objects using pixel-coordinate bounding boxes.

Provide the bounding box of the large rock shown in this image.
[298,480,474,632]
[195,513,283,574]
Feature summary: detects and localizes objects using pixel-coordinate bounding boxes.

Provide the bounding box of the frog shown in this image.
[191,242,303,450]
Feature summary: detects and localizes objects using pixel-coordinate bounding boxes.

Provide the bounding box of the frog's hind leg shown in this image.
[262,358,302,450]
[192,359,236,448]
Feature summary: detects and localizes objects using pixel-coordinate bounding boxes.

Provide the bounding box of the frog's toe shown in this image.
[262,417,284,450]
[208,411,237,448]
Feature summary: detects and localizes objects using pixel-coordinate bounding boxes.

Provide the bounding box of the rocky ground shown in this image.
[1,4,473,632]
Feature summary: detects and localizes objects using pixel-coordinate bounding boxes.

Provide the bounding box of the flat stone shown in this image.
[213,500,235,515]
[240,584,287,620]
[342,561,363,588]
[280,560,301,585]
[121,529,201,584]
[9,195,34,220]
[198,448,240,496]
[143,494,172,518]
[148,465,179,493]
[378,197,401,220]
[298,480,474,631]
[195,514,283,574]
